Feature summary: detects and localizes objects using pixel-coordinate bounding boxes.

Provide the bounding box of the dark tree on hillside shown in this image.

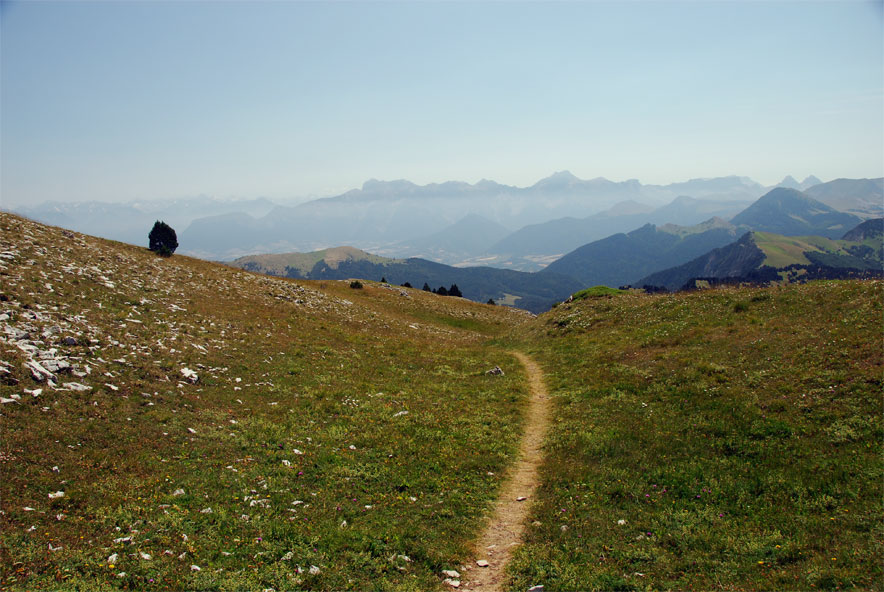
[401,282,412,288]
[381,277,387,283]
[435,286,449,296]
[487,298,496,305]
[148,221,178,257]
[422,283,431,292]
[448,284,463,298]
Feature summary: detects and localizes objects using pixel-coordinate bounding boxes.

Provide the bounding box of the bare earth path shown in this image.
[462,351,552,591]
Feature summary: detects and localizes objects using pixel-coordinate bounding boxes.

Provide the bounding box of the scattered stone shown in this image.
[517,496,528,501]
[476,559,489,567]
[48,491,65,499]
[107,553,118,564]
[180,367,199,384]
[442,569,461,578]
[62,382,91,391]
[528,586,545,592]
[308,565,321,575]
[24,360,54,382]
[444,578,461,588]
[485,366,504,376]
[62,336,78,346]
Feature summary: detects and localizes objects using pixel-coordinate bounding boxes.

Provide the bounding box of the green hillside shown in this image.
[0,213,530,591]
[1,212,881,591]
[639,224,883,291]
[506,282,882,590]
[754,231,883,269]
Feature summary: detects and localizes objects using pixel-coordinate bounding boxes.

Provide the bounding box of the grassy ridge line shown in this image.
[0,213,529,591]
[505,282,882,591]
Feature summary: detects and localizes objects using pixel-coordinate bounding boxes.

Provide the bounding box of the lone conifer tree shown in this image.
[148,221,178,257]
[448,284,463,297]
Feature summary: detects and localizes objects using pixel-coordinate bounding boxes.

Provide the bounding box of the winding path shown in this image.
[463,351,551,591]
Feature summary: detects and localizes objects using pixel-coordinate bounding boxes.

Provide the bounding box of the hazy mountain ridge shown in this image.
[729,187,864,238]
[178,173,771,260]
[541,218,740,288]
[490,196,753,262]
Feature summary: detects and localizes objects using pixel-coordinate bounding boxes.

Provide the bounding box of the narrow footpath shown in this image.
[463,351,552,591]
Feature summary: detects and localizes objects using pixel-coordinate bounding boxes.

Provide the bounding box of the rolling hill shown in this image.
[230,247,582,313]
[637,219,883,290]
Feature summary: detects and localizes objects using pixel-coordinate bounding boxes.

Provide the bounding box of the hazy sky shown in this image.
[2,1,882,207]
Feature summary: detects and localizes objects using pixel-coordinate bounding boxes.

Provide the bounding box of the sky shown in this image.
[1,0,882,207]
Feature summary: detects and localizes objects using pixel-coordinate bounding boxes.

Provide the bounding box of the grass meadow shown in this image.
[2,212,881,591]
[504,281,882,591]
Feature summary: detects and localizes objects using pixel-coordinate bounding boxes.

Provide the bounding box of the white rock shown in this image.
[180,367,199,384]
[62,382,91,391]
[442,569,461,578]
[107,553,119,564]
[140,552,152,560]
[476,559,489,567]
[444,578,461,588]
[617,519,627,525]
[173,488,185,496]
[308,565,321,575]
[48,491,65,499]
[190,564,201,571]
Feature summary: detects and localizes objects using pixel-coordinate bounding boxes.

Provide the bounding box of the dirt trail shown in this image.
[462,351,551,591]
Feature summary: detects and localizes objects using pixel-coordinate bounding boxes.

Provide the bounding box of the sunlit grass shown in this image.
[505,281,883,591]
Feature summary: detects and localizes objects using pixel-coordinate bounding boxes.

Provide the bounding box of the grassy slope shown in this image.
[504,283,882,591]
[0,213,529,591]
[4,211,881,592]
[753,232,869,269]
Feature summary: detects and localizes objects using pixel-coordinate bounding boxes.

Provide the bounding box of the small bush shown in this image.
[148,220,178,256]
[349,280,363,289]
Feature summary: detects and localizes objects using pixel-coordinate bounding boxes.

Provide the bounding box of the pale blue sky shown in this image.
[2,0,882,206]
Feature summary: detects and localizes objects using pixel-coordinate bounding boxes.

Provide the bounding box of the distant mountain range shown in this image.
[9,173,882,283]
[180,172,771,261]
[636,219,883,291]
[730,187,863,238]
[217,183,882,312]
[229,247,583,314]
[486,195,752,264]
